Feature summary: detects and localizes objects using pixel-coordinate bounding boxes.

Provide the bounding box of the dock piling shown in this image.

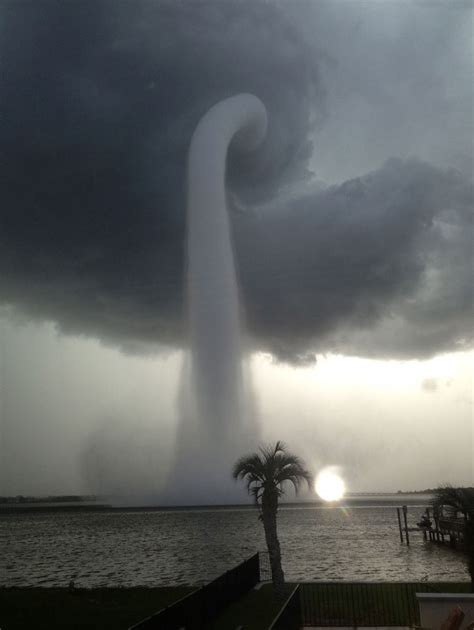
[397,507,404,543]
[402,505,410,546]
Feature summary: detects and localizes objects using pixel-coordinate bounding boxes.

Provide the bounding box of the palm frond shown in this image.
[233,440,312,503]
[276,463,313,494]
[232,453,264,480]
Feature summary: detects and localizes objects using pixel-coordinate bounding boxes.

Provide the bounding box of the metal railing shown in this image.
[129,553,260,629]
[258,548,272,581]
[300,582,430,626]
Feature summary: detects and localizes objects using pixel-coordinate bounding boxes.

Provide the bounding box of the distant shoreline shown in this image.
[0,493,433,514]
[0,489,436,504]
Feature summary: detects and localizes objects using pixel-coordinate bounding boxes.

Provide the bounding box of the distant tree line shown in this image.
[396,488,439,495]
[0,495,98,504]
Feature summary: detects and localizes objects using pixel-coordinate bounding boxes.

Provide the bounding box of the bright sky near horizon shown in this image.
[1,318,471,496]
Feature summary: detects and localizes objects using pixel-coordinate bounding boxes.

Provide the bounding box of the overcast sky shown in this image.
[0,0,472,500]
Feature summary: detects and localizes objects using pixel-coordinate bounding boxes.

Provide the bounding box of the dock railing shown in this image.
[396,504,467,546]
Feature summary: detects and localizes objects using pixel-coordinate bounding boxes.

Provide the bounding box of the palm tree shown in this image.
[432,485,474,589]
[232,441,312,599]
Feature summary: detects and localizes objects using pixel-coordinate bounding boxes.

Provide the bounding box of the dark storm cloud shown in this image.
[0,1,472,361]
[238,158,472,362]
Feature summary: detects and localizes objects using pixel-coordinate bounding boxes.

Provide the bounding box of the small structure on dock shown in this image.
[396,504,466,547]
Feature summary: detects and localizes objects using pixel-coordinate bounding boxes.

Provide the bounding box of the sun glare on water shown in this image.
[315,468,346,502]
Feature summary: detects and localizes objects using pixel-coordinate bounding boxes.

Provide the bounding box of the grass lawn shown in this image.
[0,586,194,630]
[207,583,284,629]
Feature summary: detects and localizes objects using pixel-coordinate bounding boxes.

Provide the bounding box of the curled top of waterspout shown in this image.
[190,93,268,157]
[228,93,268,153]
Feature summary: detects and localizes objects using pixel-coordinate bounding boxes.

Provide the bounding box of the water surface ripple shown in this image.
[1,504,467,587]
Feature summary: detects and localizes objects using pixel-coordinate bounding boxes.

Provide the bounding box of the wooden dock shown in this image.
[396,505,465,547]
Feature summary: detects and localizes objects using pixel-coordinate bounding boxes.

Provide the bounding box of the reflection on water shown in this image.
[1,503,467,587]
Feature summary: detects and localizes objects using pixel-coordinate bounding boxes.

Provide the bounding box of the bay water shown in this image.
[1,495,467,587]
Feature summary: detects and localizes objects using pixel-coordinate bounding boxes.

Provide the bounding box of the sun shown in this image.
[315,468,346,502]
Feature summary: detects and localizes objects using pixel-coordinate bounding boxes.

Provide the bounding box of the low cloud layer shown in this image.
[0,1,472,362]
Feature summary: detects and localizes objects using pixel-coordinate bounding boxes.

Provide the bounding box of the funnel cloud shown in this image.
[169,95,267,503]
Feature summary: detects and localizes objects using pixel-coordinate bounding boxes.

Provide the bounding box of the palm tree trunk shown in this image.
[261,507,285,599]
